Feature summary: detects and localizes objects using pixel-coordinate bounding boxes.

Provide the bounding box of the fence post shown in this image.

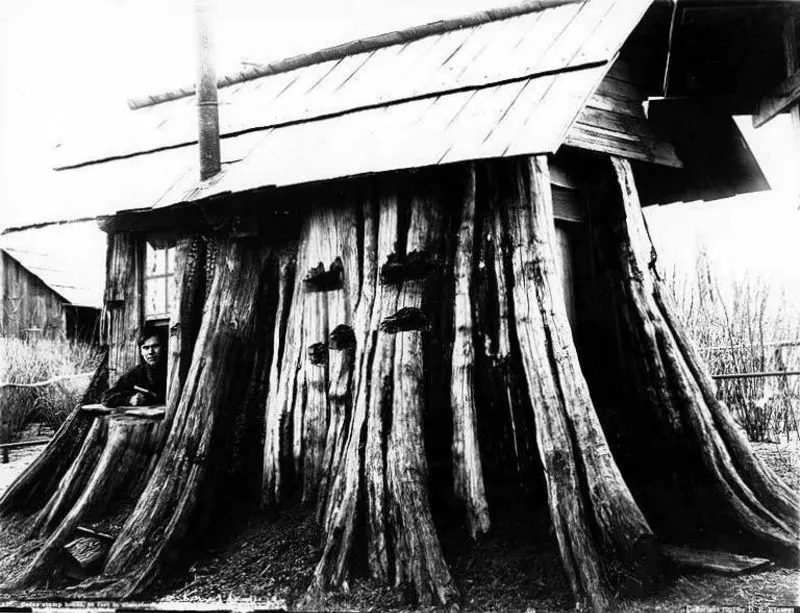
[0,387,8,463]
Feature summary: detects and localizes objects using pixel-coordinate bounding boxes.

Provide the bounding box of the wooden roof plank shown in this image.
[457,10,551,84]
[585,94,642,117]
[43,0,683,223]
[438,83,528,164]
[575,0,652,63]
[55,1,622,168]
[481,76,559,158]
[506,69,601,157]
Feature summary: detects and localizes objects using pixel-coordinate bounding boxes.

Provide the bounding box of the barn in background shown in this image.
[0,221,106,342]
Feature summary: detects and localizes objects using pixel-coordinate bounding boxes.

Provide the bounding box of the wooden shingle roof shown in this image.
[51,0,655,217]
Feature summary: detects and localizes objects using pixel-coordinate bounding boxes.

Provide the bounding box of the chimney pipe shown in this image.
[195,0,221,181]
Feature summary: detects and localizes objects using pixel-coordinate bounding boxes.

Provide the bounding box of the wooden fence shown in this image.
[0,371,93,459]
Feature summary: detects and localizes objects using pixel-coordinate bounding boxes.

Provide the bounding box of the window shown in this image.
[144,240,176,321]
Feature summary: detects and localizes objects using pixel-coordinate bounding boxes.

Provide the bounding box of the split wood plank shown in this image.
[80,404,113,416]
[75,525,116,542]
[122,407,166,420]
[661,545,774,576]
[0,438,51,451]
[80,404,166,421]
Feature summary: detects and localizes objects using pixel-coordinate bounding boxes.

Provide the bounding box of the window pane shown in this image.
[146,243,166,276]
[145,277,168,319]
[166,246,176,274]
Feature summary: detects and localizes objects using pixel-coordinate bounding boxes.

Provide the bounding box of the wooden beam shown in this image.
[0,438,52,451]
[0,251,5,336]
[662,546,773,576]
[75,525,116,542]
[753,18,800,128]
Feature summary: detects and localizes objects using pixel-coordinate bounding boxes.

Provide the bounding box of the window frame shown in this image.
[143,236,176,323]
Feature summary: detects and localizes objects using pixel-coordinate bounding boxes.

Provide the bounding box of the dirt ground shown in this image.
[0,438,797,612]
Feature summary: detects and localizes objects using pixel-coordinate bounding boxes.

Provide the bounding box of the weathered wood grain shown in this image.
[305,194,379,598]
[104,233,142,386]
[385,185,457,607]
[86,239,270,599]
[10,414,161,587]
[606,156,799,563]
[450,164,490,540]
[661,546,773,576]
[0,251,67,339]
[262,248,296,508]
[567,59,682,168]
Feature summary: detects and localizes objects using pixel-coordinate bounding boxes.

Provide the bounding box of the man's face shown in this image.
[140,335,163,366]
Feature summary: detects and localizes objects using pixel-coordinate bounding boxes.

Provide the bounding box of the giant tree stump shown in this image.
[8,412,163,588]
[0,156,795,613]
[590,157,799,564]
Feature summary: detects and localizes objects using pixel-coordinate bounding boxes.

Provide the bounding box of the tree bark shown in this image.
[475,171,534,482]
[303,194,380,597]
[166,236,206,427]
[78,238,270,598]
[261,247,297,507]
[362,191,402,583]
[0,236,130,517]
[599,156,799,563]
[384,187,458,606]
[8,415,161,588]
[0,232,209,591]
[316,202,361,518]
[302,178,458,607]
[450,165,490,539]
[495,156,657,610]
[5,155,792,609]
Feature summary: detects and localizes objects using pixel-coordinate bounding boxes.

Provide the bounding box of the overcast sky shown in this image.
[0,0,797,290]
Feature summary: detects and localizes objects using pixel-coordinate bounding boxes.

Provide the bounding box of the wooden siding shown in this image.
[565,59,682,167]
[552,185,585,223]
[554,223,578,332]
[103,233,143,384]
[0,250,66,339]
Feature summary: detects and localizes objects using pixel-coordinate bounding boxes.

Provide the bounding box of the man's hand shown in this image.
[130,393,145,406]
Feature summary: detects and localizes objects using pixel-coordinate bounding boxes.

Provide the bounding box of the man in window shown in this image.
[101,325,167,407]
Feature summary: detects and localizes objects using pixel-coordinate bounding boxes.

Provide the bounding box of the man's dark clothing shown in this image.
[101,363,167,408]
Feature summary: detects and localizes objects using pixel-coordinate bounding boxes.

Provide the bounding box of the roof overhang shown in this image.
[46,0,654,226]
[660,0,799,116]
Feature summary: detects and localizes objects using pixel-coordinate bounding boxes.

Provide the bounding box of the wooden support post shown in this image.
[0,387,8,463]
[0,251,6,336]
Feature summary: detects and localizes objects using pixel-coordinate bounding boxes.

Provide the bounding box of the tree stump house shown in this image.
[1,0,797,609]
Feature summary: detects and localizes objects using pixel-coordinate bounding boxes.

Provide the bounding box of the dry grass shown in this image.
[0,337,102,438]
[664,257,800,442]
